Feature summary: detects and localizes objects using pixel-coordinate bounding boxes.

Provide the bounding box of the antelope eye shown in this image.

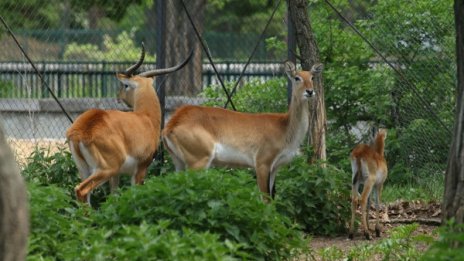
[311,76,314,81]
[124,84,129,89]
[294,76,302,82]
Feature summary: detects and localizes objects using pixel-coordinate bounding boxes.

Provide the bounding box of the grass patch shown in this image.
[382,174,444,203]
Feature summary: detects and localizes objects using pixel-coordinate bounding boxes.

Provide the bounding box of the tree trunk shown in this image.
[88,5,104,29]
[144,2,157,53]
[164,0,205,96]
[442,0,464,224]
[87,5,105,46]
[287,0,327,163]
[0,123,29,261]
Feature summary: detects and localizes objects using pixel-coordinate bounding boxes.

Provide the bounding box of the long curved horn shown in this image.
[138,49,194,77]
[124,42,145,76]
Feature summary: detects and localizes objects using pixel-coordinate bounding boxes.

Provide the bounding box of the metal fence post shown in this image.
[102,61,107,97]
[156,0,166,123]
[155,0,167,174]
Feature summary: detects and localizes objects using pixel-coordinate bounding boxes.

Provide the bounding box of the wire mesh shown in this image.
[0,0,288,166]
[0,0,456,182]
[315,0,455,181]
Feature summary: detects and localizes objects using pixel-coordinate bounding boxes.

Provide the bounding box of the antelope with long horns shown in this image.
[66,43,192,205]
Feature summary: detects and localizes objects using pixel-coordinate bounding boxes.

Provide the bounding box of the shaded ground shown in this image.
[309,200,441,260]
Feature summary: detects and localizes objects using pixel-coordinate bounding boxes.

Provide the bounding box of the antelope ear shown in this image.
[116,73,129,80]
[310,63,324,74]
[284,61,296,78]
[379,128,388,138]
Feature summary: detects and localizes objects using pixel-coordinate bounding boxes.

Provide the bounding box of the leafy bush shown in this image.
[384,121,448,188]
[27,184,242,260]
[422,221,464,261]
[395,120,449,177]
[64,31,156,61]
[27,183,87,259]
[276,157,351,236]
[325,127,354,171]
[73,222,244,261]
[22,146,111,206]
[200,78,288,113]
[95,169,309,260]
[148,147,176,176]
[22,146,79,191]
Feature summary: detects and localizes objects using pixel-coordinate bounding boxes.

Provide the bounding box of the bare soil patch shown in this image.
[309,200,441,260]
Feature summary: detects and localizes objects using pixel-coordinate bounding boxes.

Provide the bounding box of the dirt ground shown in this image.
[310,224,436,257]
[309,200,441,260]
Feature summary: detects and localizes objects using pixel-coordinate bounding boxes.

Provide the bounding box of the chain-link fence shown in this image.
[316,0,455,182]
[0,0,288,165]
[0,0,456,182]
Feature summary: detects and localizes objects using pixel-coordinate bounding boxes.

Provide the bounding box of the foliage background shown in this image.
[0,0,460,259]
[0,0,455,186]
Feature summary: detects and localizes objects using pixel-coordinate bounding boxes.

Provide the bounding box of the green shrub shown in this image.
[22,146,79,191]
[276,157,351,236]
[27,184,242,260]
[27,183,88,259]
[387,121,449,186]
[326,127,354,171]
[63,31,156,62]
[147,147,176,176]
[200,78,288,113]
[422,221,464,261]
[95,169,309,260]
[22,146,112,206]
[72,222,244,261]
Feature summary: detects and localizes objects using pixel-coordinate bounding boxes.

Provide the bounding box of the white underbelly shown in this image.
[212,143,254,168]
[272,148,300,170]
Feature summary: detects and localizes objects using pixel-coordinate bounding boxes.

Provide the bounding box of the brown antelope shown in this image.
[161,61,323,200]
[66,43,192,204]
[349,127,388,240]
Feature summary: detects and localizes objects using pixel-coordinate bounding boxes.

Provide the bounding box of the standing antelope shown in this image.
[349,128,388,240]
[66,43,192,205]
[161,61,323,199]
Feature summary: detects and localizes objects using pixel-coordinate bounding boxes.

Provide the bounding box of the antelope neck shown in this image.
[372,135,385,157]
[133,83,160,121]
[285,96,310,146]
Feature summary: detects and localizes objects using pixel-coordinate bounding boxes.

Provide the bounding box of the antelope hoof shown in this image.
[375,228,381,237]
[75,187,86,202]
